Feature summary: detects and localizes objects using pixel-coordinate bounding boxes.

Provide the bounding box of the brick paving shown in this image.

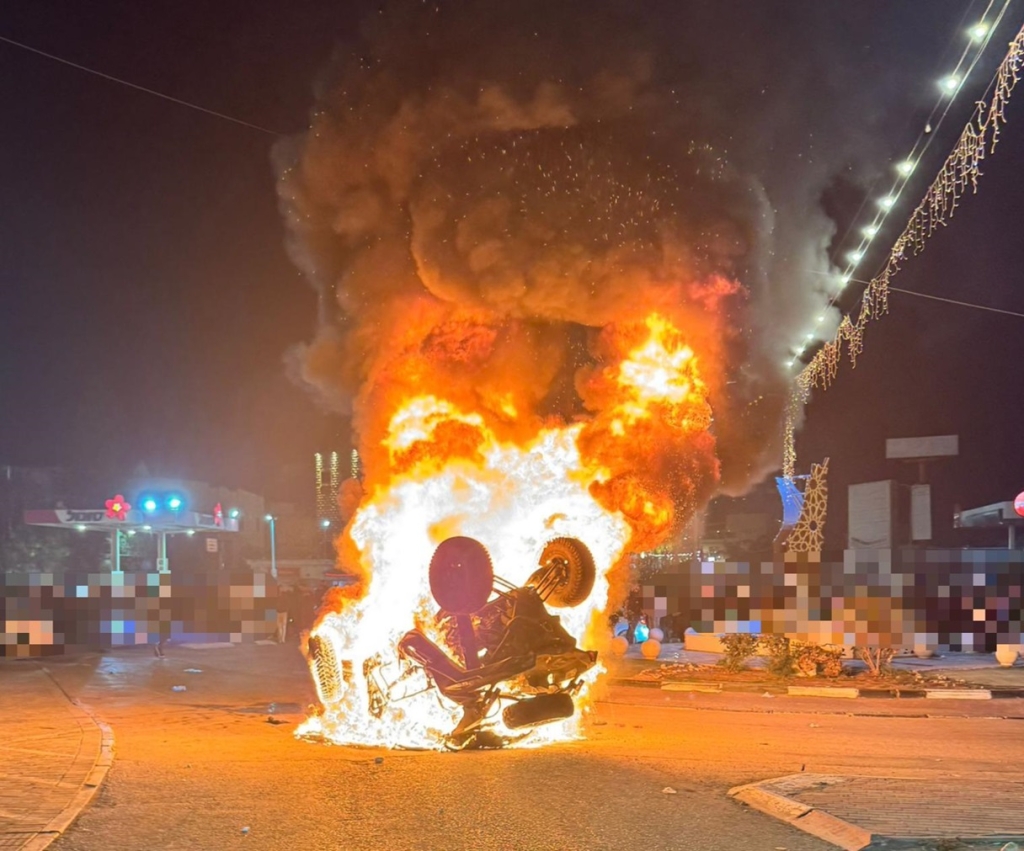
[0,666,107,851]
[791,776,1024,841]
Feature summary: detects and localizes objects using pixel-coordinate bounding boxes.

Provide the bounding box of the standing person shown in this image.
[275,583,292,643]
[154,599,172,657]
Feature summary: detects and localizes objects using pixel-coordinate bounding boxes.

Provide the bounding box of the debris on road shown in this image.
[171,685,187,692]
[183,668,202,674]
[374,756,384,764]
[662,787,677,794]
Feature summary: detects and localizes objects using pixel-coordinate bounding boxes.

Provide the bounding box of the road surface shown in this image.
[40,644,1024,851]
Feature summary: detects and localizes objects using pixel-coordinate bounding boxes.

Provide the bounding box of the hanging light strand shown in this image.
[783,17,1024,478]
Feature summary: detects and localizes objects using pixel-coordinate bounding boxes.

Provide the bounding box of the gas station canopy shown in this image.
[23,508,239,534]
[23,499,240,574]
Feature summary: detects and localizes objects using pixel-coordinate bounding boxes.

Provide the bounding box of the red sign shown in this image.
[1015,491,1024,518]
[104,494,131,521]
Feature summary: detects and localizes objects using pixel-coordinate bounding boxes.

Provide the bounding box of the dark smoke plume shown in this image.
[275,0,934,495]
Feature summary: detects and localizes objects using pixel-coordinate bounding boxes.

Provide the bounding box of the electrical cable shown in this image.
[0,33,281,136]
[887,286,1024,319]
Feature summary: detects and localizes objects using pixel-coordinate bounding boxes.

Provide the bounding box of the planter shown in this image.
[913,645,934,659]
[995,644,1019,667]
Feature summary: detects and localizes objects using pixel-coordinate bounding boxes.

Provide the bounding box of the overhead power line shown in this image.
[888,285,1024,319]
[0,33,280,136]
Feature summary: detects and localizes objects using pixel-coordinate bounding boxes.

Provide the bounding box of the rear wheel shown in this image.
[528,537,596,608]
[502,692,575,729]
[429,536,494,614]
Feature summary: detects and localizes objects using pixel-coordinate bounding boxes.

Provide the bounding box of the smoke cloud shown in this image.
[275,0,926,507]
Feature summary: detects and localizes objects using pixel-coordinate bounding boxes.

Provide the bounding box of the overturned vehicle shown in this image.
[307,535,599,748]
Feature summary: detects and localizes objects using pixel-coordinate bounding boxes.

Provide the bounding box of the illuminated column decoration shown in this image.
[784,21,1024,475]
[784,458,829,554]
[315,452,327,520]
[329,451,341,522]
[350,449,361,480]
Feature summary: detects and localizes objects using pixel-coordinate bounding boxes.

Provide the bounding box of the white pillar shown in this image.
[110,528,122,573]
[157,532,169,573]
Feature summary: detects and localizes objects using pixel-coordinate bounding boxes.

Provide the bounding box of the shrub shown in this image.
[855,646,897,677]
[793,643,846,678]
[759,635,795,677]
[719,633,759,672]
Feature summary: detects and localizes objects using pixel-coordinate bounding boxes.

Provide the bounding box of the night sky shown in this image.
[1,1,1022,544]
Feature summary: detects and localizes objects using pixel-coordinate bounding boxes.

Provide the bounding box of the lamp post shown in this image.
[320,518,331,559]
[264,514,277,579]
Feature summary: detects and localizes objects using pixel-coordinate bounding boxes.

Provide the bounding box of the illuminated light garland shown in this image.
[783,19,1024,478]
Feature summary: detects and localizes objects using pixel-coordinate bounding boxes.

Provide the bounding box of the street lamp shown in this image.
[264,514,277,579]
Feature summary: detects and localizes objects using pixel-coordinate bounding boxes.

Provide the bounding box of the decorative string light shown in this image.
[783,17,1024,478]
[970,21,991,42]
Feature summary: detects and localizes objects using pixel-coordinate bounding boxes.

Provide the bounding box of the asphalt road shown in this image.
[41,645,1024,851]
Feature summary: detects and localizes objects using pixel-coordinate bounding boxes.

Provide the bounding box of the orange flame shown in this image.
[300,311,720,748]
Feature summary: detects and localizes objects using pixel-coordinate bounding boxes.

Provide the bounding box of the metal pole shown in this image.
[269,517,277,579]
[157,532,169,573]
[111,528,122,573]
[1009,525,1017,550]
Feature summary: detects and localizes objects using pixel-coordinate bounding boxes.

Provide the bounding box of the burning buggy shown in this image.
[307,535,599,748]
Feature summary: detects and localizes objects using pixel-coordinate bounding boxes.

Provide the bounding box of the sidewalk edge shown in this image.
[21,699,115,851]
[614,677,1010,700]
[728,774,873,851]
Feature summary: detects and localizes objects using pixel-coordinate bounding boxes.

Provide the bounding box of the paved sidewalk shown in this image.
[731,773,1024,850]
[796,776,1024,842]
[0,666,112,851]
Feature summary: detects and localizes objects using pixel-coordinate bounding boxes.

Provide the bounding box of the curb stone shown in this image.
[925,689,991,700]
[728,774,873,851]
[611,677,1019,700]
[788,686,860,699]
[18,699,115,851]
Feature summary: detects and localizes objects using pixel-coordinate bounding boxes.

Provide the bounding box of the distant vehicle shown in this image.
[308,535,598,748]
